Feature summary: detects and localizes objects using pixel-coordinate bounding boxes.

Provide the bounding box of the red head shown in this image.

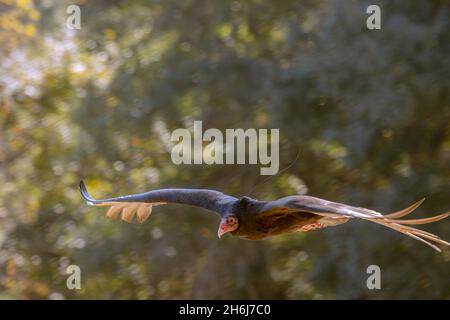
[217,214,239,238]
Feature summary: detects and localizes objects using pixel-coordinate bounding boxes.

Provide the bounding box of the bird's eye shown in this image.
[227,217,237,225]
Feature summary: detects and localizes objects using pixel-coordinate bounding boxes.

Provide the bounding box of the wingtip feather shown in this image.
[136,205,152,223]
[383,198,426,219]
[79,180,97,205]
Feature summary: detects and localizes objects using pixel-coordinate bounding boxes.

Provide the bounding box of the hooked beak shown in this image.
[217,219,229,238]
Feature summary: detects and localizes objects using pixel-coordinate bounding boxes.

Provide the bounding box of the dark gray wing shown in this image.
[257,195,449,252]
[80,180,237,223]
[258,195,383,218]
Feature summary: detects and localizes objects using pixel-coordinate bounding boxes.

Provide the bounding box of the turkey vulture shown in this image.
[79,181,450,252]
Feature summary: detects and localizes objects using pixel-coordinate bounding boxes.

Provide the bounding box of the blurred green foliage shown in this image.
[0,0,449,299]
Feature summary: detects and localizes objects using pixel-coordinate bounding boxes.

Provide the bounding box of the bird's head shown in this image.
[217,214,239,238]
[217,196,260,238]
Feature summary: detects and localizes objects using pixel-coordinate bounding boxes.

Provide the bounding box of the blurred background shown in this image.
[0,0,449,299]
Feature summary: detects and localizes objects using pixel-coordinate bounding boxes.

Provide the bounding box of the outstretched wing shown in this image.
[80,180,237,223]
[258,195,450,252]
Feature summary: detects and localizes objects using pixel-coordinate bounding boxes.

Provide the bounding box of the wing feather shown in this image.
[106,205,125,220]
[121,203,139,223]
[137,204,152,223]
[383,198,426,219]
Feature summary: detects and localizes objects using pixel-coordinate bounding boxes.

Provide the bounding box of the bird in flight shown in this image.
[80,181,449,252]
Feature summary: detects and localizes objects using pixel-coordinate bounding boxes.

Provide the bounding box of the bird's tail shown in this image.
[362,199,450,252]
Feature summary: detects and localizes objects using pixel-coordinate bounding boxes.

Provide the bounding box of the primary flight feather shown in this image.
[79,181,450,252]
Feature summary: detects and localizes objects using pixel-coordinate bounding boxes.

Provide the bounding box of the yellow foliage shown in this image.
[0,0,39,52]
[104,29,117,40]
